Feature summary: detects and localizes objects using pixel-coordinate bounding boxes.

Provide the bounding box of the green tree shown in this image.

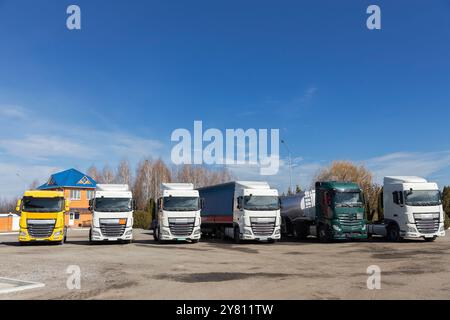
[295,185,302,194]
[442,186,450,230]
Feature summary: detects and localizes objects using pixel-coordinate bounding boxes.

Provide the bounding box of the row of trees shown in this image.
[86,159,233,211]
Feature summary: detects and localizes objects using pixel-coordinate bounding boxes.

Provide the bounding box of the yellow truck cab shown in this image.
[17,190,69,245]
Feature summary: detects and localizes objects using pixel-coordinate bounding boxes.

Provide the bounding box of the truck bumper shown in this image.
[91,227,133,242]
[333,231,368,240]
[159,225,201,241]
[241,226,281,241]
[401,223,446,238]
[19,227,65,243]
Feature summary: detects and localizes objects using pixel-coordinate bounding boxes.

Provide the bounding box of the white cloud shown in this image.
[0,162,61,199]
[0,135,97,161]
[227,150,450,193]
[0,105,27,119]
[364,151,450,184]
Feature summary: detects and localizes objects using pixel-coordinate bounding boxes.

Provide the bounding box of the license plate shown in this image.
[177,238,186,241]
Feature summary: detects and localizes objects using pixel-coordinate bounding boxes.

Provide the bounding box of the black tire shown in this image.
[156,227,165,244]
[424,236,437,242]
[191,239,199,244]
[63,228,67,243]
[386,224,401,242]
[89,229,94,245]
[318,224,332,243]
[267,239,277,244]
[234,226,241,244]
[153,227,159,241]
[294,222,308,240]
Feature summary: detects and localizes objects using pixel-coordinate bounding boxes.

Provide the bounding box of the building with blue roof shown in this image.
[39,169,97,228]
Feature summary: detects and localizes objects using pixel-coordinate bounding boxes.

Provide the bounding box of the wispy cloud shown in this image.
[227,150,450,193]
[0,162,61,198]
[0,105,27,119]
[364,151,450,184]
[0,103,165,197]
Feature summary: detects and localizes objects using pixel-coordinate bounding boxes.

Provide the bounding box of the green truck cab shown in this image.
[315,181,367,242]
[280,181,367,242]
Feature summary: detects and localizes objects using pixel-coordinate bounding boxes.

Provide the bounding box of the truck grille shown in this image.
[414,214,440,234]
[338,214,363,230]
[27,220,55,238]
[169,218,195,237]
[250,218,275,236]
[100,223,126,238]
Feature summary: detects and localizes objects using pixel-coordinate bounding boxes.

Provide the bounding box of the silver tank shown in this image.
[280,190,316,222]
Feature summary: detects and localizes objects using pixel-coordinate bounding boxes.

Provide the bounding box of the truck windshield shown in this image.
[404,190,441,206]
[334,192,363,207]
[163,197,199,211]
[244,196,280,211]
[22,197,63,213]
[94,198,132,212]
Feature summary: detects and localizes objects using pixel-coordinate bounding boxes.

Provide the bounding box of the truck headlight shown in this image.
[20,231,27,237]
[356,213,364,220]
[407,226,417,233]
[244,229,252,235]
[194,229,201,235]
[53,231,61,238]
[332,225,341,232]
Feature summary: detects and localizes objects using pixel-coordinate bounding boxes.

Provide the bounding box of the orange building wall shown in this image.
[0,216,12,232]
[63,188,93,228]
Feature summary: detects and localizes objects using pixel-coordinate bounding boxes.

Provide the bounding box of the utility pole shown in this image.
[281,139,293,195]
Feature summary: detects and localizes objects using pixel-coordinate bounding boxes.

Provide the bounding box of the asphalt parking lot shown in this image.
[1,229,450,300]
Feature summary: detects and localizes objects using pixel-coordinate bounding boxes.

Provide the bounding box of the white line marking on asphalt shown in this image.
[0,277,45,294]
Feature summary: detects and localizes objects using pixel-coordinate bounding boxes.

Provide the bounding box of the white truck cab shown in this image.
[89,184,134,243]
[232,181,281,242]
[153,183,202,243]
[369,176,446,241]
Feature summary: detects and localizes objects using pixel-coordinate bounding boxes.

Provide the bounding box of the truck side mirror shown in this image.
[279,198,282,209]
[237,196,243,210]
[65,200,70,212]
[16,199,22,212]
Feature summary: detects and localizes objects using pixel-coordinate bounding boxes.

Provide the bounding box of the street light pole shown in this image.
[281,139,293,194]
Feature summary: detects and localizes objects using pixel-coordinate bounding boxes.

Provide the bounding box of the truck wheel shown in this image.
[63,228,67,243]
[157,227,166,244]
[295,222,308,240]
[386,225,401,242]
[153,227,159,241]
[318,224,332,243]
[234,227,241,244]
[191,239,199,244]
[424,236,437,242]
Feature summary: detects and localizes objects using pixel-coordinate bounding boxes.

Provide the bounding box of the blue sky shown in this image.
[1,0,450,197]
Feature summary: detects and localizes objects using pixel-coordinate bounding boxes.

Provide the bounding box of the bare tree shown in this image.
[28,179,40,190]
[314,161,381,221]
[87,165,101,183]
[101,165,115,184]
[0,197,18,213]
[175,164,233,188]
[116,160,132,186]
[133,158,154,210]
